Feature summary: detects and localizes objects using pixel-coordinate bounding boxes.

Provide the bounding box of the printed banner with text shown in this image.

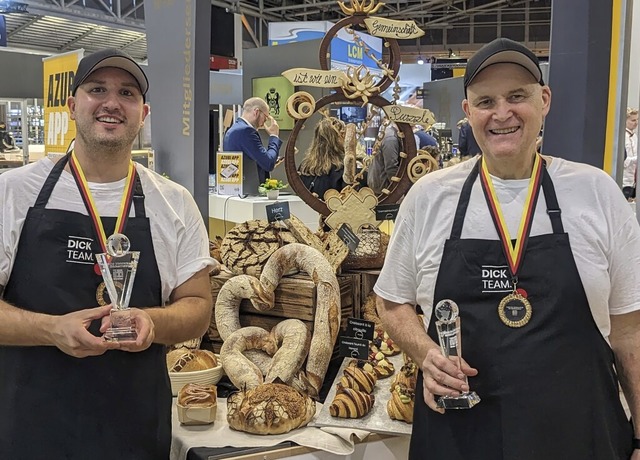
[43,50,83,154]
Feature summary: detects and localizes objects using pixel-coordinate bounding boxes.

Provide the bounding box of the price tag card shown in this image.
[337,223,360,253]
[266,201,291,223]
[375,203,400,221]
[345,317,375,341]
[339,336,369,359]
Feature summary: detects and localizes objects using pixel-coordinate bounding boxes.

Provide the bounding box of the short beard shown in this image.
[75,126,138,156]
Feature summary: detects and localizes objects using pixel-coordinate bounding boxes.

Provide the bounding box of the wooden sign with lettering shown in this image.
[364,17,425,39]
[382,105,436,127]
[282,68,347,88]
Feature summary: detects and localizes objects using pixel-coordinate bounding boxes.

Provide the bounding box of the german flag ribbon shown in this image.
[68,151,136,254]
[479,154,544,279]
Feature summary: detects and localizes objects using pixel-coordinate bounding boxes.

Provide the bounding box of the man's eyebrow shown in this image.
[82,78,140,90]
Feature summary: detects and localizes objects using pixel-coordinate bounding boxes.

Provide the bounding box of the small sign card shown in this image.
[266,201,291,223]
[339,337,370,359]
[345,317,375,341]
[337,223,360,253]
[375,203,400,221]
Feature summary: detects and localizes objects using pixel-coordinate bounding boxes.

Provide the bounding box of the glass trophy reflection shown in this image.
[96,233,139,342]
[434,299,480,409]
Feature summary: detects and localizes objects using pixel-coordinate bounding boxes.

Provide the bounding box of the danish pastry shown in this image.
[387,383,415,423]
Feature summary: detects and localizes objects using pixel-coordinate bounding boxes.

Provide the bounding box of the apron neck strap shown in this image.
[34,152,147,218]
[450,157,564,239]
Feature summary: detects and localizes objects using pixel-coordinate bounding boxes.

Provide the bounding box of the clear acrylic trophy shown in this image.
[434,299,480,409]
[95,233,139,342]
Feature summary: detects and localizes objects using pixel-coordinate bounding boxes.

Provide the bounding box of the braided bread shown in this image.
[338,366,377,394]
[387,383,414,423]
[329,387,375,418]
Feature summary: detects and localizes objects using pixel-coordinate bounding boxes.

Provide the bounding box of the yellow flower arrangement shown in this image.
[260,179,288,191]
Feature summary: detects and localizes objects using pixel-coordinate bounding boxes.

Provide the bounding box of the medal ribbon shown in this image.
[479,154,544,279]
[68,151,136,254]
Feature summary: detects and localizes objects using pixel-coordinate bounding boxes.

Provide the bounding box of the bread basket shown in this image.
[168,354,223,396]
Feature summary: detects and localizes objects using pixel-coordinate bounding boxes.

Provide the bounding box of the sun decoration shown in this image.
[341,65,381,105]
[338,0,385,16]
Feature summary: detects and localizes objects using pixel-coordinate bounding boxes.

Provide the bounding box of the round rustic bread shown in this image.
[220,220,297,276]
[167,349,218,372]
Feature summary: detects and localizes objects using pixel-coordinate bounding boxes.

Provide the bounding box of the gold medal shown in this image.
[498,291,532,328]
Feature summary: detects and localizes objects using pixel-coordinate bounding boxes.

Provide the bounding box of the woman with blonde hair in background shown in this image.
[298,117,347,199]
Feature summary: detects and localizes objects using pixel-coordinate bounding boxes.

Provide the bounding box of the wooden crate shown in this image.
[341,269,380,319]
[207,271,353,355]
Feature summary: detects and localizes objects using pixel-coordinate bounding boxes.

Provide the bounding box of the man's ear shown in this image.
[462,99,471,119]
[141,103,150,126]
[68,96,76,120]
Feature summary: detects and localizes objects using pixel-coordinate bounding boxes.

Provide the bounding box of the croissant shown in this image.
[348,357,394,379]
[387,384,414,423]
[390,362,418,393]
[339,366,377,394]
[329,387,375,418]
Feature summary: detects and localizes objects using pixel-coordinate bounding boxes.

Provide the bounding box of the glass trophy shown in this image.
[95,233,139,342]
[434,299,480,409]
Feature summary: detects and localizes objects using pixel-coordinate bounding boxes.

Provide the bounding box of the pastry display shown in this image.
[389,362,418,393]
[226,383,316,435]
[348,355,395,379]
[370,328,400,356]
[338,366,377,394]
[166,348,218,372]
[387,383,414,423]
[177,383,217,425]
[329,386,375,419]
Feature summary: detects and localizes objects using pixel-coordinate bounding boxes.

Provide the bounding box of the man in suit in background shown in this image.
[223,97,283,188]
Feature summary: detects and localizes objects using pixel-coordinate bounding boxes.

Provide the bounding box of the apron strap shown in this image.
[450,158,565,239]
[34,153,71,208]
[132,172,146,218]
[34,153,147,219]
[450,160,480,239]
[541,165,565,234]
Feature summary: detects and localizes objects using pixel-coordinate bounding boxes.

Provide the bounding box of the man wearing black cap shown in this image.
[375,37,640,459]
[0,49,217,459]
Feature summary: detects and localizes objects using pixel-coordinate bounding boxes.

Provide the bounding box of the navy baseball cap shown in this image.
[72,48,148,100]
[464,38,544,97]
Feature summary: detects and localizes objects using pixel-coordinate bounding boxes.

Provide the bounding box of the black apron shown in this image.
[0,154,171,459]
[410,161,633,460]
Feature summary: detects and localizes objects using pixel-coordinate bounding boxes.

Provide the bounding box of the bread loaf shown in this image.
[329,387,375,418]
[167,349,218,373]
[178,383,217,408]
[226,383,316,435]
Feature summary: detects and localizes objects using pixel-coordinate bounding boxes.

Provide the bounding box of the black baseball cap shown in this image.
[464,38,544,97]
[72,48,148,100]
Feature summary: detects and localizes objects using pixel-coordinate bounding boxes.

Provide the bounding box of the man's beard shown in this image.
[75,121,139,154]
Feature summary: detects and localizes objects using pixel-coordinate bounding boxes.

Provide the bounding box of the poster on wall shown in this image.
[252,76,295,130]
[217,151,243,196]
[43,49,83,155]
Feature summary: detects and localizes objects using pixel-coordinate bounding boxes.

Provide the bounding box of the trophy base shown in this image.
[104,309,138,342]
[437,392,481,410]
[104,327,138,342]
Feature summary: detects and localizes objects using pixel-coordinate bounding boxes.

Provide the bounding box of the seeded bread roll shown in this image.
[167,349,218,373]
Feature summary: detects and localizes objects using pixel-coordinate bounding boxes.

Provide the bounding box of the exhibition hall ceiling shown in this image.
[2,0,551,61]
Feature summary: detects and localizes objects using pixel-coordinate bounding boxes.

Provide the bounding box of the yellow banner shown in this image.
[43,50,83,154]
[363,17,425,39]
[382,105,436,127]
[281,68,347,88]
[216,151,243,196]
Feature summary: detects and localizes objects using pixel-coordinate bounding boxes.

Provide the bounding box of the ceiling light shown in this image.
[417,57,424,65]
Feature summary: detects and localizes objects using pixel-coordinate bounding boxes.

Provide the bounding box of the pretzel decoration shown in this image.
[407,150,439,183]
[286,91,316,120]
[216,243,341,398]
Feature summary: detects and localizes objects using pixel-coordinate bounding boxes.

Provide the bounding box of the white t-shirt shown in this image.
[624,130,637,188]
[374,156,640,339]
[0,157,215,303]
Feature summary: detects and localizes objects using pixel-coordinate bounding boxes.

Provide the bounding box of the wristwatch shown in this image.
[633,438,640,449]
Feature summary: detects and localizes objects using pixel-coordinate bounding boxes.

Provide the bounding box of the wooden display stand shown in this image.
[208,271,354,357]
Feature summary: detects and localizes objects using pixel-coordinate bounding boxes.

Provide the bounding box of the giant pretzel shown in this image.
[216,243,341,398]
